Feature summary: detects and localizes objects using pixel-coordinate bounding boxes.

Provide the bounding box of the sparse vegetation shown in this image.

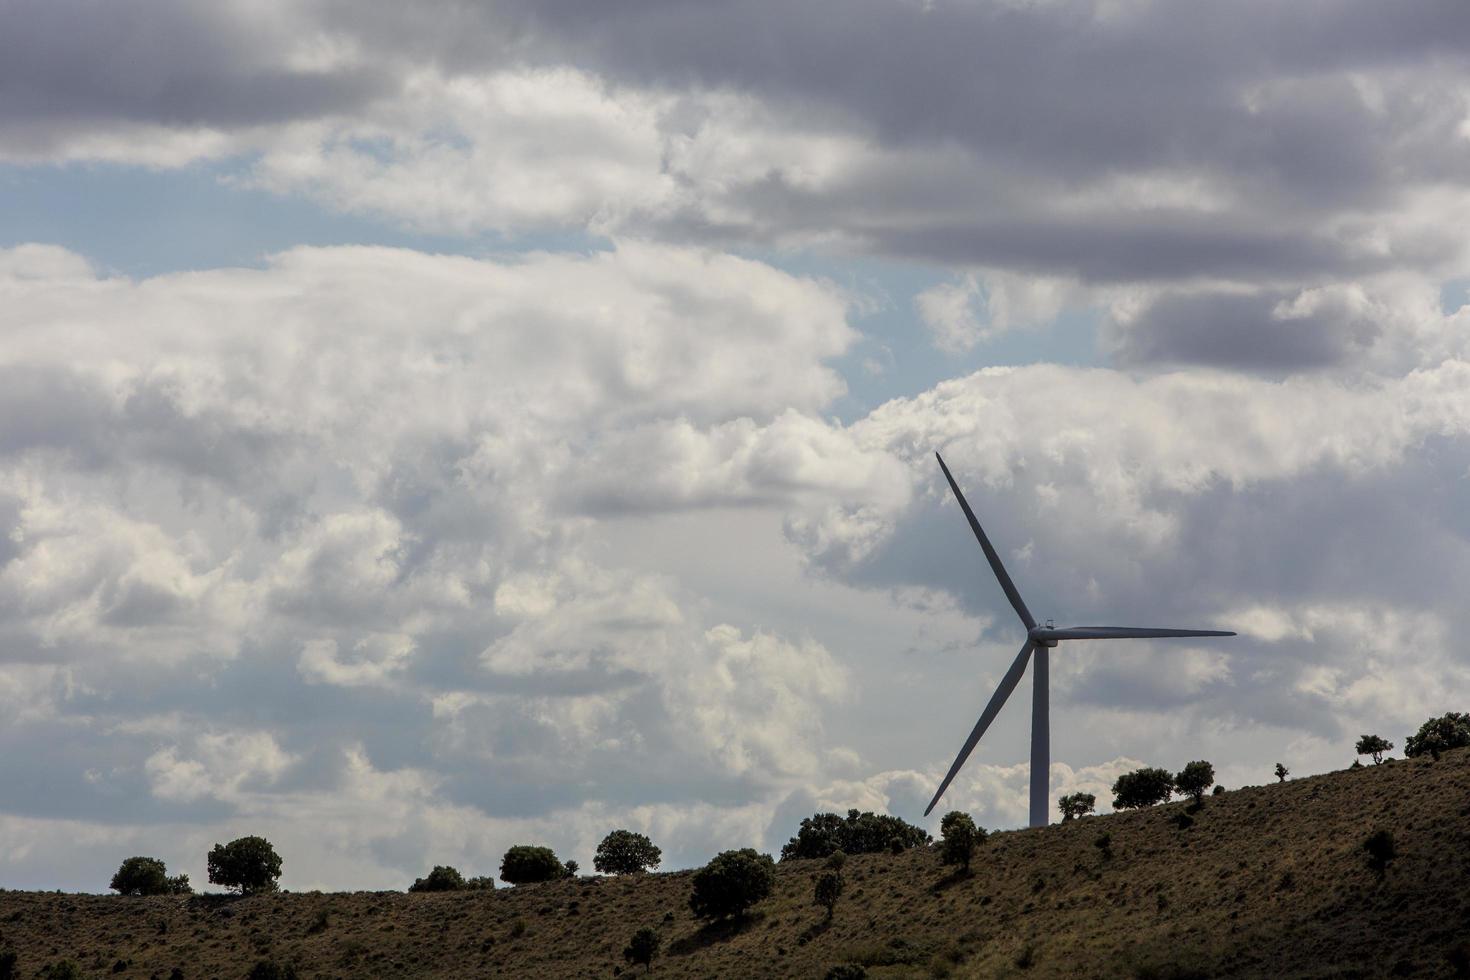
[1174,760,1215,805]
[499,845,564,885]
[0,744,1466,977]
[780,809,930,860]
[41,961,80,980]
[689,849,775,920]
[1275,762,1289,782]
[109,857,190,896]
[1356,734,1393,764]
[622,926,660,974]
[1058,792,1096,821]
[1112,767,1174,809]
[408,865,466,893]
[206,836,282,895]
[595,830,662,875]
[1404,711,1470,760]
[247,961,299,980]
[938,811,985,872]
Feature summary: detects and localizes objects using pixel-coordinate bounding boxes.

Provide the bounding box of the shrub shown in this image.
[1058,792,1095,821]
[563,860,579,878]
[1355,734,1393,765]
[1111,767,1174,809]
[499,845,564,885]
[1212,784,1224,796]
[622,927,660,974]
[825,967,867,980]
[0,949,16,980]
[780,809,930,860]
[110,857,190,896]
[689,849,776,920]
[408,865,465,893]
[1404,712,1470,760]
[1093,832,1112,859]
[825,849,848,872]
[43,962,81,980]
[1364,829,1396,872]
[246,962,299,980]
[1274,762,1289,782]
[814,870,844,920]
[1174,761,1215,805]
[1350,759,1364,769]
[939,811,985,872]
[465,876,496,890]
[595,830,662,875]
[207,836,282,895]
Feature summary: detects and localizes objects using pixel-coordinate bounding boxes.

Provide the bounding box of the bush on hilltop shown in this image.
[689,849,775,920]
[1111,767,1174,809]
[594,830,662,875]
[780,809,930,860]
[499,845,564,885]
[207,836,282,895]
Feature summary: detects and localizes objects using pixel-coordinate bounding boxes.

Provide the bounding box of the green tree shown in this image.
[688,849,776,920]
[408,865,465,893]
[594,830,662,875]
[1355,734,1393,765]
[814,870,844,921]
[1058,792,1096,821]
[499,845,564,885]
[207,836,282,895]
[1274,762,1289,782]
[622,927,660,974]
[1404,712,1470,760]
[780,809,930,860]
[939,811,985,872]
[1174,760,1215,805]
[1111,767,1174,809]
[110,856,189,896]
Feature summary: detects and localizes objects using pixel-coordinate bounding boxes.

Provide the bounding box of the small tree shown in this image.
[825,849,847,873]
[563,860,579,878]
[814,870,843,921]
[464,876,496,890]
[499,845,564,885]
[1058,792,1096,821]
[1355,734,1393,765]
[622,927,660,974]
[110,856,189,896]
[408,865,465,893]
[1404,712,1470,760]
[1174,761,1215,805]
[207,837,282,895]
[594,830,662,875]
[1111,767,1174,809]
[939,811,985,873]
[1363,829,1396,873]
[1274,762,1289,782]
[688,849,775,920]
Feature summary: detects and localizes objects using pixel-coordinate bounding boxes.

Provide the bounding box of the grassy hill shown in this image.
[2,748,1467,979]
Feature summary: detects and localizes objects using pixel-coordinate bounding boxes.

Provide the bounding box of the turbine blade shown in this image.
[924,639,1035,817]
[935,452,1036,630]
[1037,626,1236,640]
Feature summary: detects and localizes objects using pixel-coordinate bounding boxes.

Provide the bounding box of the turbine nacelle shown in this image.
[924,452,1235,825]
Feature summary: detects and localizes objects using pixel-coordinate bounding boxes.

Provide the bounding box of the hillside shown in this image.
[2,749,1467,979]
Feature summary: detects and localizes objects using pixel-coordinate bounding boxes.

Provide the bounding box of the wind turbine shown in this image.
[925,452,1234,828]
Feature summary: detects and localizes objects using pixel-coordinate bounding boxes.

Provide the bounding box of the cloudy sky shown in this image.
[4,0,1470,892]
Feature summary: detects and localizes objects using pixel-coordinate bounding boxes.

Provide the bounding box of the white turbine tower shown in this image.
[925,452,1235,827]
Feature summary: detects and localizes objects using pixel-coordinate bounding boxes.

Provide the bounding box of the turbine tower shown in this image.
[925,452,1234,828]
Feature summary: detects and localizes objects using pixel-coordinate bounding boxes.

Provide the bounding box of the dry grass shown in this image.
[2,748,1468,978]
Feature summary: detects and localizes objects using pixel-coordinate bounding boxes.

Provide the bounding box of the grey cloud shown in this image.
[1108,289,1381,371]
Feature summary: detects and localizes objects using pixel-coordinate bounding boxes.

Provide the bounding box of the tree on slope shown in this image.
[1174,761,1215,805]
[207,837,282,895]
[499,845,564,885]
[1404,712,1470,760]
[594,830,662,875]
[110,856,191,896]
[1355,734,1393,765]
[1111,767,1174,809]
[939,811,986,873]
[1058,792,1096,821]
[689,849,775,920]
